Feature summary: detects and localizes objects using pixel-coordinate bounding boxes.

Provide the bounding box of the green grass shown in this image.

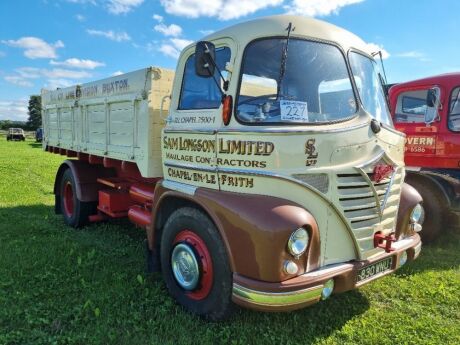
[0,140,459,345]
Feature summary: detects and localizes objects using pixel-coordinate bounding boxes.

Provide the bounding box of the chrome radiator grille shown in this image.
[336,166,402,255]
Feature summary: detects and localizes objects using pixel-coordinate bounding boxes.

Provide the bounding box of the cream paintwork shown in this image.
[42,67,174,177]
[163,122,405,264]
[167,15,373,132]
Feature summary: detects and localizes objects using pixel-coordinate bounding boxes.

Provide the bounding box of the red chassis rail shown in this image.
[47,145,160,230]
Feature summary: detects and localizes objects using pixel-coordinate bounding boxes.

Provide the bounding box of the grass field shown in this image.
[0,140,459,345]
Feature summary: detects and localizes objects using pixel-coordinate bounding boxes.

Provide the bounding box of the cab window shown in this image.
[394,89,429,123]
[448,86,460,131]
[179,47,230,110]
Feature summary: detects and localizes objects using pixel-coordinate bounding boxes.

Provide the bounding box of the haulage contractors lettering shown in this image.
[163,137,216,153]
[167,168,255,188]
[165,153,266,168]
[216,158,266,168]
[220,174,254,188]
[163,136,275,157]
[167,168,217,184]
[218,139,274,156]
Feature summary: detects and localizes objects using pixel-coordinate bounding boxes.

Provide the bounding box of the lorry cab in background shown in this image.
[389,74,460,168]
[389,73,460,241]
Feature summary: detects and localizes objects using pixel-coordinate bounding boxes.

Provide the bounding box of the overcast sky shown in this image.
[1,0,459,121]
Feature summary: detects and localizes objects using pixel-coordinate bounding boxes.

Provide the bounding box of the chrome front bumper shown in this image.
[232,234,421,312]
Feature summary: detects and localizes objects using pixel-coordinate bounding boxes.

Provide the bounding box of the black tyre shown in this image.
[59,169,96,228]
[406,178,444,243]
[160,207,233,321]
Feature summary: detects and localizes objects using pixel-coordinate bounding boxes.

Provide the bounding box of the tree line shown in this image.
[0,95,41,131]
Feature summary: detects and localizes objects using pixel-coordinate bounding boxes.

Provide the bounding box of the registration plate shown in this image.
[357,257,393,283]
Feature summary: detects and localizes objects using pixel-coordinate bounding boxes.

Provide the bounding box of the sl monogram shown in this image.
[305,139,318,166]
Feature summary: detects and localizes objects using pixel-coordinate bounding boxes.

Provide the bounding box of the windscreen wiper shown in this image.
[276,22,295,100]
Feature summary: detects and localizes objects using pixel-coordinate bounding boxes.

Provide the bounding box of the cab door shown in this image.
[439,85,460,168]
[392,85,440,168]
[163,39,234,190]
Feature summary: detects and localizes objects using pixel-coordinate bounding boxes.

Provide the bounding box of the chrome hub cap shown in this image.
[171,243,200,290]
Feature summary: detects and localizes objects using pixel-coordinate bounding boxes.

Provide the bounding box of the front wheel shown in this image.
[406,178,444,243]
[160,207,233,321]
[59,169,96,228]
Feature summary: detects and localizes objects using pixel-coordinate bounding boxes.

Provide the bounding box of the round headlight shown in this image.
[288,228,309,257]
[284,260,299,275]
[410,204,424,223]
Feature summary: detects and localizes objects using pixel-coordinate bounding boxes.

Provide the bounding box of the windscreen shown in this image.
[349,52,393,126]
[236,38,357,125]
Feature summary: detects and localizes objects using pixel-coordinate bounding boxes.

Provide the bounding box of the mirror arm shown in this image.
[203,45,229,93]
[208,67,225,98]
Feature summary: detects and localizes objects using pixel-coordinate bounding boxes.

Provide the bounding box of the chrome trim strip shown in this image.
[162,180,197,196]
[164,122,368,135]
[217,122,368,134]
[381,168,397,216]
[357,167,383,219]
[232,283,323,307]
[165,161,217,172]
[163,129,217,134]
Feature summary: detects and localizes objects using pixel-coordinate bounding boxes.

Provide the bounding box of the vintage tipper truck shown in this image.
[41,15,423,320]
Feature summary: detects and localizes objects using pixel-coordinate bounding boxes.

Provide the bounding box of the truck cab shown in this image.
[390,73,460,168]
[389,73,460,241]
[43,15,423,320]
[160,16,423,316]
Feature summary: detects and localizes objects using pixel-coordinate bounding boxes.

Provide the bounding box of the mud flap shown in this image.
[146,240,161,273]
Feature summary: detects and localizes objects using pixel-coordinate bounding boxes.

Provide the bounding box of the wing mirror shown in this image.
[426,88,438,108]
[425,87,440,124]
[195,41,216,77]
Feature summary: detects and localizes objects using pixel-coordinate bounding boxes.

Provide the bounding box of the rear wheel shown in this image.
[406,177,444,243]
[59,169,96,228]
[160,207,233,321]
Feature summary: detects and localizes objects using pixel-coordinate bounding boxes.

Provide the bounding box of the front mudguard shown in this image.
[396,182,423,238]
[151,185,320,283]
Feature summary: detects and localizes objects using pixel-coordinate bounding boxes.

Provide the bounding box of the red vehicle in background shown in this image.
[389,73,460,241]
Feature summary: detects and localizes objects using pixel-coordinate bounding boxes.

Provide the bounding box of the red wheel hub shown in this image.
[63,181,74,217]
[172,230,213,300]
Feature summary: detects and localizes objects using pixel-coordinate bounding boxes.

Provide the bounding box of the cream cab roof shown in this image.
[201,15,371,56]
